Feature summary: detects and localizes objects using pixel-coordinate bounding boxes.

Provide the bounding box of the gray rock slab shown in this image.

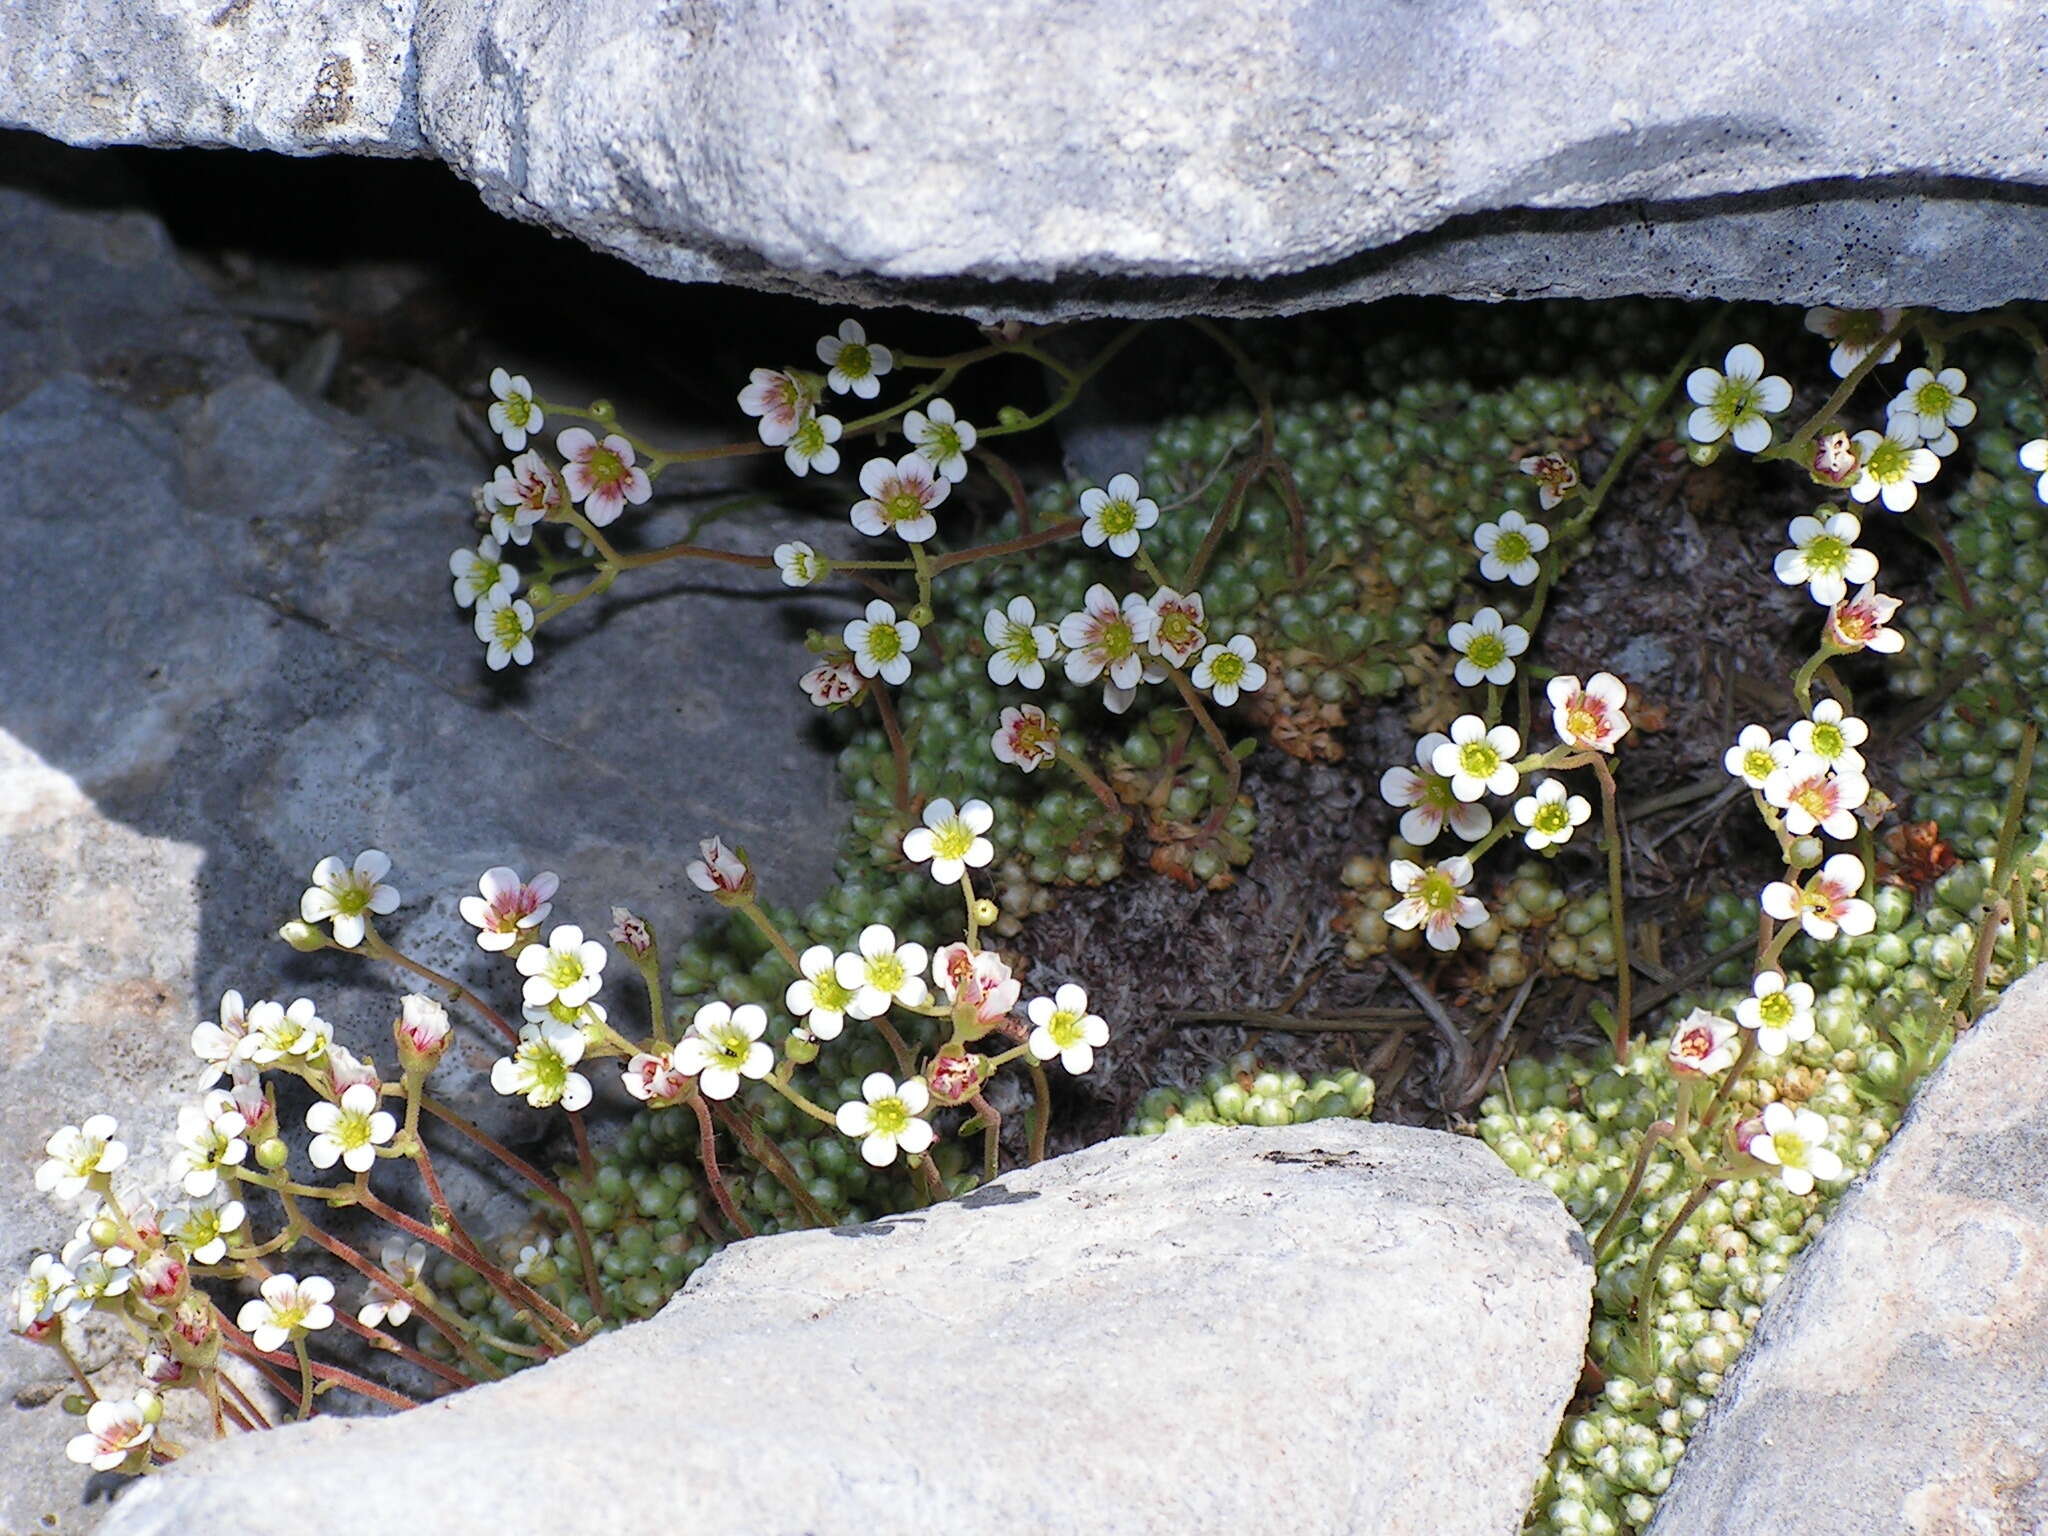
[0,184,847,1533]
[5,2,2048,315]
[97,1122,1593,1536]
[1648,966,2048,1536]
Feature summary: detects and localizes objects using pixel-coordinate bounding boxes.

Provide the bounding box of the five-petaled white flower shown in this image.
[670,1001,773,1101]
[786,945,860,1042]
[1823,583,1905,655]
[474,594,538,670]
[902,797,996,884]
[1514,778,1591,851]
[1518,453,1580,509]
[305,1083,397,1174]
[164,1195,245,1266]
[1887,366,1975,454]
[1749,1102,1843,1195]
[299,849,399,949]
[1387,857,1487,952]
[1765,760,1869,841]
[1849,428,1939,513]
[1686,343,1792,453]
[1788,699,1868,774]
[1762,854,1875,941]
[172,1092,248,1198]
[237,1274,335,1354]
[1146,587,1209,668]
[1665,1011,1739,1078]
[487,368,544,451]
[1474,509,1550,586]
[1192,635,1266,707]
[784,412,843,477]
[621,1051,692,1106]
[357,1238,426,1329]
[488,452,560,545]
[1432,715,1522,802]
[851,453,949,543]
[1079,473,1160,558]
[984,596,1060,688]
[1061,584,1156,690]
[17,1252,75,1333]
[817,320,893,398]
[834,1073,933,1167]
[835,924,931,1018]
[845,600,921,686]
[774,541,827,587]
[65,1393,158,1472]
[459,866,559,952]
[737,368,820,446]
[449,537,519,610]
[1774,512,1878,607]
[1723,724,1793,790]
[932,944,1021,1028]
[516,924,607,1009]
[241,997,332,1066]
[1026,983,1109,1075]
[1803,306,1901,378]
[904,398,976,482]
[1737,971,1817,1056]
[1448,606,1529,687]
[490,1020,592,1111]
[686,836,751,895]
[801,654,864,706]
[1548,672,1630,754]
[557,427,652,527]
[1381,733,1492,846]
[191,989,251,1089]
[992,704,1060,773]
[36,1116,127,1202]
[2021,439,2048,503]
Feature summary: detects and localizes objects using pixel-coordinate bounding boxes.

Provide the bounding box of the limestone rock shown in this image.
[99,1122,1593,1536]
[1648,967,2048,1536]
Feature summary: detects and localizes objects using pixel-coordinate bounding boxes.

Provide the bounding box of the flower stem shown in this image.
[1024,1060,1053,1165]
[1591,754,1633,1063]
[714,1103,833,1229]
[969,1091,1003,1183]
[1629,1179,1719,1379]
[869,685,915,818]
[691,1094,755,1239]
[292,1339,315,1421]
[1591,1120,1673,1264]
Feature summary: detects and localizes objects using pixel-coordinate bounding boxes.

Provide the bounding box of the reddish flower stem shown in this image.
[691,1094,755,1239]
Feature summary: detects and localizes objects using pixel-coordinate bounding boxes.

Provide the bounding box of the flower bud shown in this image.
[255,1137,290,1171]
[925,1052,987,1106]
[394,995,451,1074]
[89,1214,122,1249]
[1788,836,1823,869]
[685,837,754,902]
[1809,430,1859,486]
[971,899,999,928]
[608,907,654,960]
[136,1250,187,1305]
[782,1031,821,1066]
[528,581,555,607]
[279,920,329,953]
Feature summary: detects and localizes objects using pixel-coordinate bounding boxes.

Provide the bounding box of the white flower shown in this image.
[449,537,519,610]
[1773,512,1878,606]
[1380,734,1491,846]
[237,1273,335,1354]
[1447,606,1529,687]
[1762,854,1876,942]
[845,599,921,686]
[1061,585,1157,690]
[488,451,560,546]
[1078,473,1160,558]
[1147,587,1209,669]
[18,1253,76,1332]
[817,320,893,399]
[834,924,931,1018]
[622,1050,692,1106]
[670,1001,774,1101]
[851,452,949,543]
[304,1083,397,1174]
[901,797,995,884]
[1548,672,1630,754]
[487,368,543,451]
[459,866,559,952]
[2021,439,2048,503]
[1803,306,1901,378]
[1431,715,1522,802]
[557,427,652,527]
[35,1116,127,1202]
[1887,366,1974,453]
[1765,758,1869,840]
[1686,343,1792,453]
[474,594,538,670]
[357,1239,426,1329]
[1026,984,1109,1075]
[1788,699,1868,773]
[1474,510,1550,586]
[903,398,976,482]
[60,1230,134,1314]
[171,1092,248,1199]
[801,654,863,706]
[489,1020,592,1111]
[1513,778,1591,851]
[984,596,1060,688]
[191,989,251,1089]
[1386,857,1487,952]
[1736,971,1817,1056]
[1665,1011,1739,1077]
[299,849,399,949]
[783,412,843,477]
[1849,428,1940,513]
[834,1073,933,1167]
[785,945,858,1042]
[686,836,751,895]
[1824,583,1906,655]
[1749,1102,1843,1195]
[65,1393,157,1472]
[1723,724,1794,790]
[737,368,819,447]
[1191,634,1267,707]
[241,997,332,1066]
[163,1196,245,1267]
[992,704,1060,773]
[516,924,607,1009]
[774,541,827,587]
